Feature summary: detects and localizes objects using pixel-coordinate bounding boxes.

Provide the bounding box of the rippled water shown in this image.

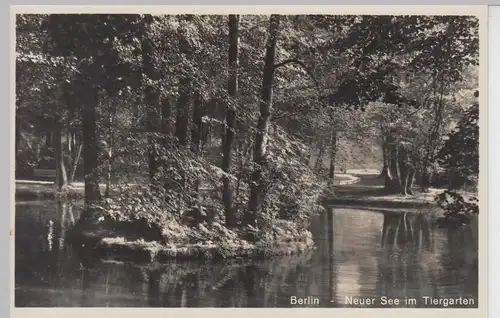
[14,200,478,308]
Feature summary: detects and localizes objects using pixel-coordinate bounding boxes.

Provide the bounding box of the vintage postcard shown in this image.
[10,5,488,318]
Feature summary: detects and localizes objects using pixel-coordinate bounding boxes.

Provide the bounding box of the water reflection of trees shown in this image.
[375,211,436,306]
[16,202,478,307]
[434,224,478,306]
[75,253,318,307]
[15,201,85,306]
[375,210,478,308]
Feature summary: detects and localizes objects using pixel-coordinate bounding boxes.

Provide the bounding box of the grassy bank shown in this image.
[15,181,130,200]
[16,173,360,201]
[324,172,477,210]
[16,180,87,200]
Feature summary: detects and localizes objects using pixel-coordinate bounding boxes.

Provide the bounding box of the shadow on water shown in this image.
[15,200,478,307]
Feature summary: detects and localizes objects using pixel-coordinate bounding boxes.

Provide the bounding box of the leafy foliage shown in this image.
[16,13,480,258]
[435,190,478,228]
[437,100,479,185]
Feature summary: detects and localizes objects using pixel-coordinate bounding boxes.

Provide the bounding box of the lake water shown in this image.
[14,200,478,308]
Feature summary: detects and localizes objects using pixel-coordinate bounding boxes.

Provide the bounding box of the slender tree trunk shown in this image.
[420,70,447,193]
[175,29,193,148]
[69,144,82,184]
[104,150,112,197]
[379,137,390,179]
[105,105,116,197]
[235,140,244,201]
[45,129,52,148]
[406,167,416,195]
[315,139,326,171]
[67,131,72,154]
[398,145,409,196]
[222,14,239,227]
[201,100,215,149]
[175,78,191,147]
[142,36,162,185]
[81,84,102,210]
[191,93,203,155]
[53,120,68,190]
[420,168,431,193]
[160,97,172,192]
[385,139,403,194]
[173,80,191,203]
[191,93,203,198]
[245,15,281,227]
[145,86,161,183]
[328,129,337,182]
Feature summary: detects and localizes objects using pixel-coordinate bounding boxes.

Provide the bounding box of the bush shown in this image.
[87,127,321,260]
[15,149,37,178]
[435,190,478,228]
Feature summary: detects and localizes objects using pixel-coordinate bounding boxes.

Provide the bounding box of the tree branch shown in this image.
[273,58,321,92]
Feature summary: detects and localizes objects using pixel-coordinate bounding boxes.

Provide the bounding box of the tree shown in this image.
[16,14,72,189]
[437,91,479,189]
[222,14,240,227]
[43,14,145,212]
[245,15,281,227]
[331,16,479,195]
[139,16,170,187]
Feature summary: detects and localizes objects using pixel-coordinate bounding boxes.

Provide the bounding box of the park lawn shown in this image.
[15,180,87,199]
[326,173,478,210]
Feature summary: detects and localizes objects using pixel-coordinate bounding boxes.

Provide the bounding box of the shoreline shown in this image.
[15,172,362,200]
[66,218,318,263]
[16,173,472,264]
[74,233,317,263]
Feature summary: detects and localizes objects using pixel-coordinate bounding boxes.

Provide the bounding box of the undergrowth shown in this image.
[81,129,324,261]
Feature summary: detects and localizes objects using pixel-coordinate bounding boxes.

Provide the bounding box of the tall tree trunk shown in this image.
[222,14,239,227]
[328,129,337,182]
[191,93,203,155]
[201,99,216,149]
[53,120,68,190]
[245,15,281,227]
[160,97,172,192]
[142,36,161,185]
[314,139,326,171]
[174,79,191,202]
[69,144,82,184]
[145,86,161,183]
[420,168,431,193]
[384,139,403,194]
[81,84,102,211]
[379,137,390,179]
[176,28,193,148]
[420,67,448,193]
[396,143,417,196]
[406,166,416,195]
[105,105,116,197]
[398,146,409,196]
[45,129,52,147]
[175,78,191,147]
[191,93,203,195]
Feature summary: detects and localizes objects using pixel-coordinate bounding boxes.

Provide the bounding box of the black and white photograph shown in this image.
[13,6,485,310]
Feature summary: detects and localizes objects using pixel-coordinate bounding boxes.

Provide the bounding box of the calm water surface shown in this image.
[14,200,478,308]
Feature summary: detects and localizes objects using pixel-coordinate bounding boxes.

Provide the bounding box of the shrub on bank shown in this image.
[435,190,478,229]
